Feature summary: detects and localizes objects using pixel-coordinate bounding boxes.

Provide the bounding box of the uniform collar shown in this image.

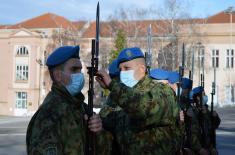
[134,75,151,89]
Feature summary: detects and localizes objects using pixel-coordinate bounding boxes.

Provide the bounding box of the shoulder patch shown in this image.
[44,146,57,155]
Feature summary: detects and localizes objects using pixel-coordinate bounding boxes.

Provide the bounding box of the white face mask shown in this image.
[120,70,139,88]
[65,73,85,96]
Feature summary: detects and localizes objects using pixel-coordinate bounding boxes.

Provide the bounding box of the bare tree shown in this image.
[107,6,152,47]
[153,0,206,71]
[46,28,79,54]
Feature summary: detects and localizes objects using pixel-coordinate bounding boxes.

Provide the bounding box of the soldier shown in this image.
[26,46,104,155]
[192,87,220,155]
[149,69,185,154]
[179,80,209,155]
[150,70,208,155]
[99,58,130,155]
[149,69,184,122]
[96,47,180,154]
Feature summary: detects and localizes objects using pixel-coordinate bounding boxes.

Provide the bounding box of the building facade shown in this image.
[0,9,234,116]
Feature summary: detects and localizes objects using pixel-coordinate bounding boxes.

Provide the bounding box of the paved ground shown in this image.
[216,107,235,155]
[0,116,30,155]
[0,107,234,155]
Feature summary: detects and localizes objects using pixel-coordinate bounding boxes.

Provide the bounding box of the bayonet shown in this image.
[145,24,152,73]
[191,46,195,80]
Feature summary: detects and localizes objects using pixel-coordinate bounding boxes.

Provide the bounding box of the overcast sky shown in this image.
[1,0,235,24]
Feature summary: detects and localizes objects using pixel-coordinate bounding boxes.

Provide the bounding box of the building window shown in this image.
[16,65,28,81]
[212,49,219,68]
[15,92,27,109]
[225,86,235,103]
[16,46,29,56]
[226,49,234,68]
[198,48,205,68]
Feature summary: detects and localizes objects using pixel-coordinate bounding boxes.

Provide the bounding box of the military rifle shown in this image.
[145,24,152,74]
[178,43,185,104]
[191,47,195,81]
[211,67,216,148]
[177,43,191,152]
[198,72,208,148]
[201,73,204,88]
[189,70,192,80]
[86,2,100,155]
[178,44,193,152]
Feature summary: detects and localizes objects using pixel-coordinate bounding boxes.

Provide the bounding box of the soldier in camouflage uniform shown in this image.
[149,69,209,155]
[149,69,186,153]
[26,46,108,155]
[99,58,130,155]
[180,83,208,155]
[97,47,180,155]
[191,87,220,155]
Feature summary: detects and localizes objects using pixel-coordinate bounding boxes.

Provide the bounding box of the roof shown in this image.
[6,13,78,31]
[207,10,235,24]
[72,21,87,30]
[0,25,11,29]
[0,8,233,36]
[82,19,205,38]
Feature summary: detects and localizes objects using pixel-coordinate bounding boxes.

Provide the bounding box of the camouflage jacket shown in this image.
[199,106,221,150]
[26,83,111,155]
[100,93,129,155]
[180,95,202,153]
[102,76,180,155]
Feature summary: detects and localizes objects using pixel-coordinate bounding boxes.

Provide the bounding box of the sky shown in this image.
[1,0,235,24]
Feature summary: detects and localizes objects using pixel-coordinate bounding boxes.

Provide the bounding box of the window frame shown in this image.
[15,64,29,81]
[212,49,219,68]
[16,46,29,56]
[226,49,234,68]
[15,92,27,109]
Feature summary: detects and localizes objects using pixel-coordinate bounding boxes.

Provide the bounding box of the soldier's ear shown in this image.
[139,64,146,74]
[53,69,62,83]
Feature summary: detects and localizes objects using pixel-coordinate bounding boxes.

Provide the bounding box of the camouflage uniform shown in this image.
[26,83,111,155]
[200,105,221,154]
[189,106,203,154]
[100,94,129,155]
[102,76,180,155]
[180,95,203,154]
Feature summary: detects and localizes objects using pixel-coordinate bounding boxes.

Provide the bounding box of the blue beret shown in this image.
[168,71,179,84]
[182,78,193,89]
[149,68,169,80]
[108,59,119,78]
[46,46,80,69]
[117,47,144,64]
[192,86,204,96]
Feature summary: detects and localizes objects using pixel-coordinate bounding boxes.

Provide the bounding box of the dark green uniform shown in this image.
[26,83,111,155]
[200,105,221,154]
[101,76,180,155]
[180,94,203,154]
[100,95,129,154]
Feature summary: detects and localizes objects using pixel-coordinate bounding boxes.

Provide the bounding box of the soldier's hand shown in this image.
[96,69,111,89]
[199,148,209,155]
[179,110,184,122]
[88,114,103,133]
